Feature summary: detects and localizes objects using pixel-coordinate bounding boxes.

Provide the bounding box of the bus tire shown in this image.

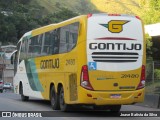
[20,83,29,101]
[50,86,60,110]
[59,87,71,111]
[108,105,121,112]
[0,89,3,93]
[93,105,106,110]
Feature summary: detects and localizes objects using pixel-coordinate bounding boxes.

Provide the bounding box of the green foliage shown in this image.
[90,0,159,25]
[154,69,160,81]
[142,0,160,24]
[139,0,146,7]
[145,34,153,58]
[142,10,160,24]
[146,61,153,84]
[0,0,79,45]
[149,0,160,10]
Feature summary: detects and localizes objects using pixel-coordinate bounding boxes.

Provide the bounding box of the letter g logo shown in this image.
[100,20,129,33]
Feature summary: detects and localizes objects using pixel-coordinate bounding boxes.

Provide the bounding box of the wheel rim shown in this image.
[60,88,64,107]
[51,89,56,106]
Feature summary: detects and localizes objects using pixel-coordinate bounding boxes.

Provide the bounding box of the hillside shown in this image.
[31,0,98,14]
[0,0,159,45]
[90,0,160,25]
[32,0,149,16]
[33,0,154,24]
[91,0,150,17]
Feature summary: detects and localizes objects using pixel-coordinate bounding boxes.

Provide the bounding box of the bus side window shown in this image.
[28,38,33,58]
[10,50,18,75]
[17,42,21,64]
[31,36,41,57]
[20,39,26,61]
[42,32,52,55]
[59,26,69,53]
[68,22,79,51]
[51,28,60,54]
[58,22,79,54]
[12,42,21,75]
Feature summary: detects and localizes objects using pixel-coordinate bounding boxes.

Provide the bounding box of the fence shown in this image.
[146,60,160,94]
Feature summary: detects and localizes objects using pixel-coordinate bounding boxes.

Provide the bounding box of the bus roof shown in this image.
[18,13,140,43]
[18,15,86,43]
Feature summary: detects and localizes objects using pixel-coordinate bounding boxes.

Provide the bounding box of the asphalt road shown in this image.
[0,91,160,120]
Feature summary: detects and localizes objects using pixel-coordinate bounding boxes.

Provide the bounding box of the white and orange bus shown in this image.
[12,13,146,112]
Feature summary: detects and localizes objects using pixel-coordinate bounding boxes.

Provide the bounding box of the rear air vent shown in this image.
[92,52,139,63]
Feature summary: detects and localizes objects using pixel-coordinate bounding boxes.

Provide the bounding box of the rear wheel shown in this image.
[93,105,107,110]
[20,83,29,101]
[0,89,3,93]
[93,105,121,112]
[50,86,60,110]
[59,87,71,111]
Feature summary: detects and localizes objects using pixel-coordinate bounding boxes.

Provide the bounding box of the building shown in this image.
[1,45,16,54]
[0,52,5,83]
[0,45,16,85]
[145,23,160,37]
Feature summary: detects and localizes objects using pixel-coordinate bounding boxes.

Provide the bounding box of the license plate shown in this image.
[110,94,121,99]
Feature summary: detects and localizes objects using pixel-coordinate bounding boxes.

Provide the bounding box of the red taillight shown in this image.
[135,16,141,20]
[137,65,145,90]
[80,65,94,90]
[0,82,3,84]
[87,13,92,18]
[141,65,145,80]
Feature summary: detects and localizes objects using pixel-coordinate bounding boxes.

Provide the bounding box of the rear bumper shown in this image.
[3,87,11,89]
[77,86,145,105]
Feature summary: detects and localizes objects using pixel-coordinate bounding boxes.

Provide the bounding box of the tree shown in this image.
[142,0,160,24]
[145,34,153,59]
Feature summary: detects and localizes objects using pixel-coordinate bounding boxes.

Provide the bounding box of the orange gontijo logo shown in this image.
[100,20,129,33]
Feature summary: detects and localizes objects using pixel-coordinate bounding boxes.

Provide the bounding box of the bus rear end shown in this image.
[79,13,145,109]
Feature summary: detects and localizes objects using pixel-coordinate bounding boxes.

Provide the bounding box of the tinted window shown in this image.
[42,32,52,55]
[59,22,79,53]
[20,39,26,60]
[50,29,60,54]
[59,25,69,53]
[32,35,42,57]
[21,22,79,58]
[16,42,21,64]
[68,22,79,51]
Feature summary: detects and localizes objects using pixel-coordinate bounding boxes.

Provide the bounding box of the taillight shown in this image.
[0,82,3,84]
[137,65,145,90]
[87,13,92,18]
[80,65,94,90]
[135,16,141,20]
